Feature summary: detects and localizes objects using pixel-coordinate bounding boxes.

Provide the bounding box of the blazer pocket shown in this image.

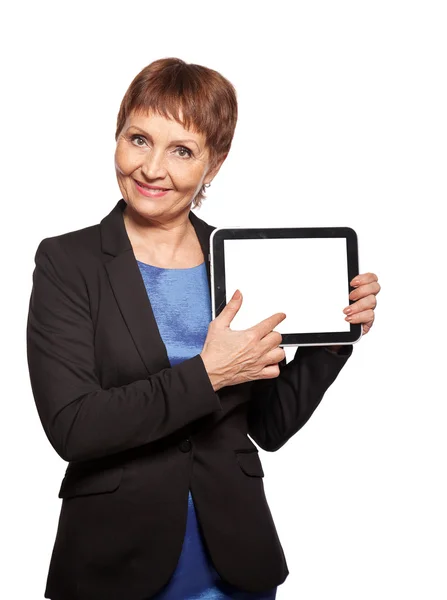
[235,449,265,478]
[58,465,124,499]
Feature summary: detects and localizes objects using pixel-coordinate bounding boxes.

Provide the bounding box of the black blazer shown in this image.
[26,198,353,600]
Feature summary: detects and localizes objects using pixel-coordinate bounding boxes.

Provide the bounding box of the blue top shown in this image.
[137,259,277,600]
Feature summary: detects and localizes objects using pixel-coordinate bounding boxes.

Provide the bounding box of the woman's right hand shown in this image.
[200,290,287,391]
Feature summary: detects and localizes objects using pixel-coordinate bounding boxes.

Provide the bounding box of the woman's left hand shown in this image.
[320,272,381,354]
[343,272,381,335]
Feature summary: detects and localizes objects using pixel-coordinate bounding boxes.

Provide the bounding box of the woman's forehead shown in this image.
[127,108,204,139]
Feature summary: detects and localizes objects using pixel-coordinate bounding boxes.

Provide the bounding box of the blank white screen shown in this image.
[223,237,350,334]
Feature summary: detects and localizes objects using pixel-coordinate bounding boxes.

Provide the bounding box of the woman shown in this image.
[27,58,380,600]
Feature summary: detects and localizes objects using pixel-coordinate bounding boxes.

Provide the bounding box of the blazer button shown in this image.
[179,439,192,453]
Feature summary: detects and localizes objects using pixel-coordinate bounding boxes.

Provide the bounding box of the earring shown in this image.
[204,182,212,188]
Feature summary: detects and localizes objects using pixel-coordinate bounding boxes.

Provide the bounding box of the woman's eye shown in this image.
[131,135,146,146]
[176,146,192,158]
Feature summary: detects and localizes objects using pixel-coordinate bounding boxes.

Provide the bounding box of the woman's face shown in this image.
[115,110,220,222]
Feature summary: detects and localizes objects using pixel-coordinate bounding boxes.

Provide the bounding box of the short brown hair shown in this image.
[115,57,238,209]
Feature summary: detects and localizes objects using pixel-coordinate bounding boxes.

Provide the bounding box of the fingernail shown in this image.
[233,290,241,299]
[344,308,352,315]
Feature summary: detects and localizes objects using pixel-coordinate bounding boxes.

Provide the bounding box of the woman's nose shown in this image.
[140,149,168,180]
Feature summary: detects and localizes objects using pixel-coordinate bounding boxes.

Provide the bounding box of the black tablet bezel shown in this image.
[210,226,362,346]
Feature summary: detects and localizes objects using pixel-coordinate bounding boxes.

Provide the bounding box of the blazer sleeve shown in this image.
[246,344,353,452]
[26,238,222,463]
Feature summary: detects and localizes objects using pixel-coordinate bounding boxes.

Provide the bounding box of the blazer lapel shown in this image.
[100,198,215,375]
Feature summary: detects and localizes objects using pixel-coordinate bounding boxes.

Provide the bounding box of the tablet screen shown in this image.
[224,237,349,333]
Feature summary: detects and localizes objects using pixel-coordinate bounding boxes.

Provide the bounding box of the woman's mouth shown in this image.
[134,179,171,198]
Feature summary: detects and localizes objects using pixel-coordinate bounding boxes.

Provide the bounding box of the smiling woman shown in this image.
[26,57,363,600]
[112,60,236,270]
[115,58,236,210]
[114,111,225,237]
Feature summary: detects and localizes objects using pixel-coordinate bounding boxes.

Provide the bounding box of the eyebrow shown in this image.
[126,126,201,151]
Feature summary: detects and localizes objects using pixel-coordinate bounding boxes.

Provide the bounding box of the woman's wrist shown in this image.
[200,352,224,392]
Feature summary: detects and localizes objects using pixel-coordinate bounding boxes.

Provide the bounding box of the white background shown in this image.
[2,1,446,598]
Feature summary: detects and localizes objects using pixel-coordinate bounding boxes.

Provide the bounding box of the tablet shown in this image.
[210,226,362,347]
